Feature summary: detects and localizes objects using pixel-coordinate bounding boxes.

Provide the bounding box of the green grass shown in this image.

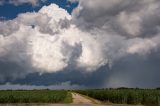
[74,88,160,106]
[63,92,72,103]
[0,90,72,103]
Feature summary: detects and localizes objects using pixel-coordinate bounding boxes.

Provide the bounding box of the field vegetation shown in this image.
[75,88,160,106]
[0,90,72,103]
[0,88,159,106]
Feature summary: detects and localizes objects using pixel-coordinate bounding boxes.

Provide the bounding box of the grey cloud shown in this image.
[70,0,160,88]
[0,0,5,5]
[0,61,29,82]
[61,42,82,67]
[0,21,20,36]
[0,31,34,82]
[67,0,79,3]
[17,12,71,35]
[107,50,160,88]
[0,82,85,90]
[73,0,160,37]
[1,51,160,89]
[3,65,110,88]
[59,18,71,30]
[0,0,46,6]
[22,13,52,34]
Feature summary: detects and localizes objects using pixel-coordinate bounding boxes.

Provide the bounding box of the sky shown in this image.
[0,0,160,90]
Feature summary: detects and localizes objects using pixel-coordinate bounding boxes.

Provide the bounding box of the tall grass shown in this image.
[0,90,70,103]
[75,88,160,106]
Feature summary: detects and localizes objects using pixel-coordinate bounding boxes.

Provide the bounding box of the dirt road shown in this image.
[71,92,102,106]
[71,93,142,106]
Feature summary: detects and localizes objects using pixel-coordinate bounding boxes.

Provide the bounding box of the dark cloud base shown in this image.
[0,50,160,89]
[1,65,109,88]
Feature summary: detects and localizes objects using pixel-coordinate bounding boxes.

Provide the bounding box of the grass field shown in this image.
[75,88,160,106]
[0,89,159,106]
[0,90,72,103]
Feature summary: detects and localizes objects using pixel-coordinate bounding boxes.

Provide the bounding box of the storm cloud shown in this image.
[0,0,160,88]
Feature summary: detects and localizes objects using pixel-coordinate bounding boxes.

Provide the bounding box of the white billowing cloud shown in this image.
[0,25,31,63]
[28,24,108,72]
[28,30,68,72]
[117,11,142,37]
[1,0,160,82]
[16,4,71,35]
[0,3,107,80]
[61,27,107,71]
[127,38,157,55]
[39,4,72,21]
[0,4,73,79]
[0,20,20,36]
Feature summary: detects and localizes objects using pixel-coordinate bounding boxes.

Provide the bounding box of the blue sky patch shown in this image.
[0,0,78,20]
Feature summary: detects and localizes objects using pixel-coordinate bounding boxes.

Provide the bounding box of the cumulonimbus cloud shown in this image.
[0,0,160,87]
